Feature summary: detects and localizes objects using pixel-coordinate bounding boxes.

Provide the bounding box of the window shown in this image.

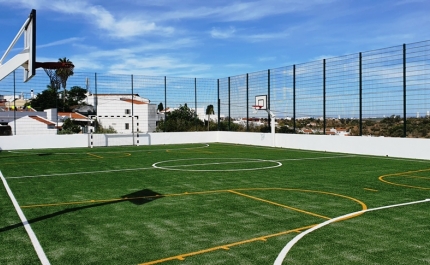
[125,123,130,130]
[125,109,131,114]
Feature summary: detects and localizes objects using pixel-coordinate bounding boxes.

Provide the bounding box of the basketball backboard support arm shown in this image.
[253,95,276,147]
[0,9,36,82]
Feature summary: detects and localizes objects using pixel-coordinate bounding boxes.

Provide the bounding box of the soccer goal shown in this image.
[88,115,143,148]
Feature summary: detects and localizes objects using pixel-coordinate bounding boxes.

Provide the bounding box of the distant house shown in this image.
[302,129,313,134]
[325,127,350,136]
[58,112,88,122]
[85,94,158,133]
[9,115,57,135]
[335,127,350,136]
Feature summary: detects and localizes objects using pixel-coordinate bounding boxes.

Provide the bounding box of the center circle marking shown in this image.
[152,158,282,172]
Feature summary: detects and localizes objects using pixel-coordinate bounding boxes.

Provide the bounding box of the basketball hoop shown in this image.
[252,105,263,114]
[35,62,74,90]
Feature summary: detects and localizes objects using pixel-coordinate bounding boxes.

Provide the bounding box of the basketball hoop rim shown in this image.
[35,62,74,70]
[252,105,263,110]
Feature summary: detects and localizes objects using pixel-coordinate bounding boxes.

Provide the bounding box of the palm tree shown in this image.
[56,57,74,111]
[205,104,215,131]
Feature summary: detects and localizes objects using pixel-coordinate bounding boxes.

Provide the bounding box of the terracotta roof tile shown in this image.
[58,112,88,119]
[29,116,55,125]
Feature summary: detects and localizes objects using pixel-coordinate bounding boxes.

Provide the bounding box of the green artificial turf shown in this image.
[0,143,429,264]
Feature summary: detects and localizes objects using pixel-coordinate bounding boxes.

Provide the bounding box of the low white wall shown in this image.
[217,131,274,147]
[1,132,430,160]
[277,134,430,160]
[217,132,430,160]
[0,134,88,150]
[91,132,218,147]
[148,132,218,145]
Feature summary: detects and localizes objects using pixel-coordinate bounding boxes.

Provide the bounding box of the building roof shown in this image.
[29,116,55,125]
[58,112,88,120]
[120,98,148,104]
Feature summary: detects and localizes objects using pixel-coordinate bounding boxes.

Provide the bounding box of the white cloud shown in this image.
[1,0,174,38]
[37,37,84,49]
[155,0,337,22]
[210,27,236,39]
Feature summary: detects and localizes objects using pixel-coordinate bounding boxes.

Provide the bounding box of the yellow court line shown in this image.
[139,224,316,265]
[231,188,368,212]
[87,153,104,159]
[228,190,331,220]
[21,188,367,211]
[379,168,430,190]
[397,175,430,180]
[21,198,127,208]
[364,188,378,192]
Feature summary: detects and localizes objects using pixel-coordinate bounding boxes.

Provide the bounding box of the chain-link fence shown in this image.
[1,40,430,137]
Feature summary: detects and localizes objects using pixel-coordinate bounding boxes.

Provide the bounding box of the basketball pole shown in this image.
[253,106,276,147]
[266,109,276,147]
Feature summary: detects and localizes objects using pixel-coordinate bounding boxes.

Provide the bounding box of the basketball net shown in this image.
[36,62,75,90]
[252,105,263,114]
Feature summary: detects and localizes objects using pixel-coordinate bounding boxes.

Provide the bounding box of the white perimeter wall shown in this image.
[218,132,430,160]
[0,134,89,150]
[1,132,430,160]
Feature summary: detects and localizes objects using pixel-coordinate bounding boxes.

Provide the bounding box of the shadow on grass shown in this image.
[0,189,163,233]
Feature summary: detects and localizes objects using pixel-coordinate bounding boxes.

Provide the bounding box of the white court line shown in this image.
[8,155,353,179]
[276,155,356,162]
[0,171,51,265]
[152,158,282,171]
[7,143,210,155]
[274,198,430,265]
[7,166,155,179]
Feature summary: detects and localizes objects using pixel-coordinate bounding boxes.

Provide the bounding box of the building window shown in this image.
[125,123,130,130]
[125,109,131,114]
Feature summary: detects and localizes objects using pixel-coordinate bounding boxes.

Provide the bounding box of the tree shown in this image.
[205,104,214,131]
[156,104,204,132]
[57,57,74,111]
[60,118,81,134]
[28,85,61,111]
[28,85,86,112]
[157,102,164,113]
[66,86,87,107]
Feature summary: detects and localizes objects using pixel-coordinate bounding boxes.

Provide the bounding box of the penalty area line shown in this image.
[274,198,430,265]
[0,171,51,265]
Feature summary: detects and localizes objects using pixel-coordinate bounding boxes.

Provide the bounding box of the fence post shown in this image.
[359,52,363,136]
[228,76,231,131]
[131,74,134,145]
[94,73,98,122]
[13,70,17,135]
[323,59,326,134]
[195,77,197,131]
[246,73,249,131]
[403,44,407,137]
[293,65,296,133]
[217,79,220,131]
[164,76,167,132]
[268,69,271,132]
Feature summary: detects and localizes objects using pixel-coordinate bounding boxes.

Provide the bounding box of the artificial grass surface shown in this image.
[0,143,429,264]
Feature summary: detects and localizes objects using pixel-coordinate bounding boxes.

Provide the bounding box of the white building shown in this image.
[9,115,57,135]
[86,94,158,133]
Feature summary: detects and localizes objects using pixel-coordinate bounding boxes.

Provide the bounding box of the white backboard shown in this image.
[255,95,267,110]
[0,9,36,83]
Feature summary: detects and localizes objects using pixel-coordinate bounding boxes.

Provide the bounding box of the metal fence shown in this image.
[1,40,430,137]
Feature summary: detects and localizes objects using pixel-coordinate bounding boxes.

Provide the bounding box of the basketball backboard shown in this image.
[0,9,36,82]
[255,95,267,110]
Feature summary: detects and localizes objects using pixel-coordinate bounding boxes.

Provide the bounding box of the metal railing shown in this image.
[1,40,430,137]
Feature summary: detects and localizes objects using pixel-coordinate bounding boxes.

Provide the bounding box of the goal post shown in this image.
[88,115,141,148]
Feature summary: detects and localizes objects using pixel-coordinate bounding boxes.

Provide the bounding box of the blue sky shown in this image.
[1,0,430,79]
